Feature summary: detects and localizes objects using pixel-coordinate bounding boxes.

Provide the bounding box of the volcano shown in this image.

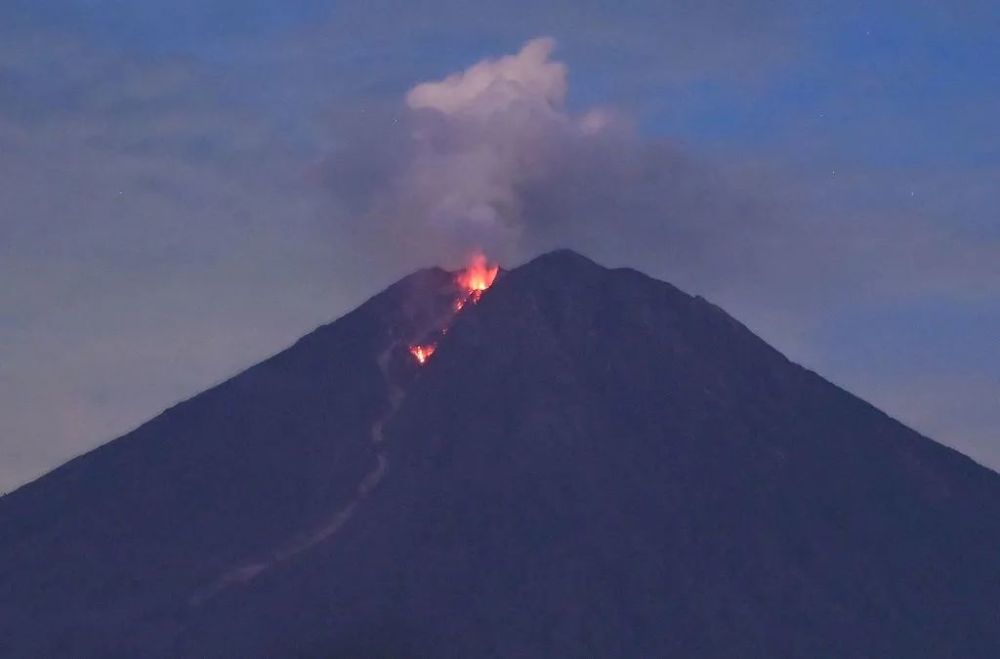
[1,249,998,658]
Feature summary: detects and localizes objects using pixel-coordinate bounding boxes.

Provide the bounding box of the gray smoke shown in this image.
[323,37,778,275]
[322,35,985,318]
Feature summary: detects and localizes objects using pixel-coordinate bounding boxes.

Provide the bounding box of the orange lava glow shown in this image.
[455,253,498,307]
[409,344,437,365]
[409,253,498,366]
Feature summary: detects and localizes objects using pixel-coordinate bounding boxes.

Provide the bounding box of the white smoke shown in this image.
[326,35,771,281]
[405,37,567,116]
[365,37,618,263]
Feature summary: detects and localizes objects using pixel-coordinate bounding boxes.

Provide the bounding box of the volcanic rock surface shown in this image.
[1,249,998,658]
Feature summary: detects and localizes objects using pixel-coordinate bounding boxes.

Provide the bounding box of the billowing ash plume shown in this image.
[395,37,584,258]
[327,34,990,321]
[372,37,623,263]
[326,36,779,286]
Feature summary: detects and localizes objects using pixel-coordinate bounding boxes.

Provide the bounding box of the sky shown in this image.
[1,0,998,492]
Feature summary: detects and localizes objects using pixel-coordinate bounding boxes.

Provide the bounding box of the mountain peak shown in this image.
[2,251,999,658]
[518,247,604,271]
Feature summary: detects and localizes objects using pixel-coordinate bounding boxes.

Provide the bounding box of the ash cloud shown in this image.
[325,37,767,272]
[325,35,997,318]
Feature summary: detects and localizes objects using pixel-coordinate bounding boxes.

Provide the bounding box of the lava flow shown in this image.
[409,344,436,364]
[408,253,499,365]
[454,253,500,310]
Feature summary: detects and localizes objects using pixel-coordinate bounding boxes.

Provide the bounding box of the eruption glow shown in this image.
[409,252,499,365]
[455,253,499,309]
[409,344,437,364]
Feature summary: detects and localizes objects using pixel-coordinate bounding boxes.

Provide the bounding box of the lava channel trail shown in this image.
[190,342,407,606]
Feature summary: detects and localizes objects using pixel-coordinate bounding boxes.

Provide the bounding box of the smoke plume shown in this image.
[328,38,666,264]
[326,37,788,296]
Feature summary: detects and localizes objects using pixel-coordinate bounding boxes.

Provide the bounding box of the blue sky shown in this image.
[1,0,997,491]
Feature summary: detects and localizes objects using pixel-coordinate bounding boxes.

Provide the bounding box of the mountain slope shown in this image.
[1,250,998,658]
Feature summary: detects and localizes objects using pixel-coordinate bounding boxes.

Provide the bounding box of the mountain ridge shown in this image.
[1,248,998,658]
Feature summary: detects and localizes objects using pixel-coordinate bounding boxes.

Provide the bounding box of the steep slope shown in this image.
[1,250,998,658]
[0,266,461,656]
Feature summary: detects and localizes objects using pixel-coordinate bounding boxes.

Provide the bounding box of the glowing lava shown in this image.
[455,253,499,308]
[409,253,499,366]
[409,344,437,364]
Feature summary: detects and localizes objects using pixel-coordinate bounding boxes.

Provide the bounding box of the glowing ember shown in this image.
[409,344,437,365]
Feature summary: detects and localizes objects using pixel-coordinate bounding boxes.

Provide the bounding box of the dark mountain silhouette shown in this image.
[1,249,998,658]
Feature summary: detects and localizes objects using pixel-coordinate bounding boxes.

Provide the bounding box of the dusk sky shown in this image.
[1,0,998,492]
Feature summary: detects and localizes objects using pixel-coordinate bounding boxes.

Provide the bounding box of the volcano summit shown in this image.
[1,250,998,658]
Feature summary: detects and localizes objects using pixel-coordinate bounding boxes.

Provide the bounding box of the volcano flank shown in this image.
[1,249,998,658]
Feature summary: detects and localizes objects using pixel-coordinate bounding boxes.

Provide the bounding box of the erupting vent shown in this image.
[409,253,498,365]
[454,254,499,311]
